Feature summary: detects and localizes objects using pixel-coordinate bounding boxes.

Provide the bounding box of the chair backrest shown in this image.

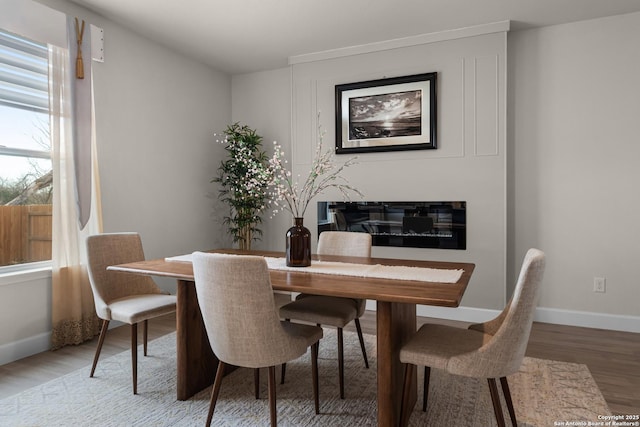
[192,252,308,368]
[449,248,546,378]
[317,231,372,258]
[86,233,163,320]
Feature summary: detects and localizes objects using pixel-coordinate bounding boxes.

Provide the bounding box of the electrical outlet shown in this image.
[594,277,606,293]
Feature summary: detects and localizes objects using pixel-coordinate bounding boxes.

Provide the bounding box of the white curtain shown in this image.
[49,26,103,349]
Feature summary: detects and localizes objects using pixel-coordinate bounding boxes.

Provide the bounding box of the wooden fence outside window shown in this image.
[0,205,52,267]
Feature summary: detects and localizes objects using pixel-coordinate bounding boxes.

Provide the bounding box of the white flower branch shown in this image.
[269,115,363,218]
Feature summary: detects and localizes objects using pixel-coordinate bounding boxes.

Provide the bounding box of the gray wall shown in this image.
[509,12,640,320]
[230,68,293,249]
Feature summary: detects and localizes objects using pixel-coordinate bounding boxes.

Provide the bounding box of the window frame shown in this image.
[0,146,50,159]
[0,28,53,271]
[0,260,52,285]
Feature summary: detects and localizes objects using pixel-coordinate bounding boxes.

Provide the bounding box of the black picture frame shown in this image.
[335,72,437,154]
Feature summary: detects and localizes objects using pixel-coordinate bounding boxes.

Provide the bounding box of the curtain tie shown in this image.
[74,17,85,79]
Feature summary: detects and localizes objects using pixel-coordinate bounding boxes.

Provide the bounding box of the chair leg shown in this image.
[337,327,345,399]
[206,360,226,427]
[268,366,277,427]
[354,318,369,369]
[280,363,286,385]
[255,368,260,399]
[311,342,320,414]
[143,319,148,356]
[500,376,518,427]
[131,323,138,394]
[399,363,416,427]
[488,378,506,427]
[90,320,109,378]
[423,366,431,412]
[281,319,290,385]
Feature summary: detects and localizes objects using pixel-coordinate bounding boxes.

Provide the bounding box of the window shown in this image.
[0,29,52,268]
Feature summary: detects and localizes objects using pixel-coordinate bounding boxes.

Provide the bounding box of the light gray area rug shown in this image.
[0,329,611,426]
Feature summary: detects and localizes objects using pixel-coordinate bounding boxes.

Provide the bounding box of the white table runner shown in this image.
[166,253,463,284]
[264,257,462,283]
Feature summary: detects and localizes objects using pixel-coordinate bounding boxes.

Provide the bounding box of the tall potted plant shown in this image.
[213,123,274,250]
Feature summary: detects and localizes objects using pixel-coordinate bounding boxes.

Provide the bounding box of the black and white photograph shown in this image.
[348,90,422,140]
[335,73,437,154]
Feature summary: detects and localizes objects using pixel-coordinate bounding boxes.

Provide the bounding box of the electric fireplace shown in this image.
[317,201,466,250]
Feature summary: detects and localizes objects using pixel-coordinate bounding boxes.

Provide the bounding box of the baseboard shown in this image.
[0,331,51,366]
[0,321,123,367]
[365,301,640,333]
[534,307,640,333]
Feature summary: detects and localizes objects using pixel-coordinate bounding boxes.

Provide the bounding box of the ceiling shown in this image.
[70,0,640,74]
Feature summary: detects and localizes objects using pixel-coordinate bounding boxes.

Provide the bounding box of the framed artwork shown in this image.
[335,72,437,154]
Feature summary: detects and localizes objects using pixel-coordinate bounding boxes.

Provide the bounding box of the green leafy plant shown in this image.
[213,123,275,250]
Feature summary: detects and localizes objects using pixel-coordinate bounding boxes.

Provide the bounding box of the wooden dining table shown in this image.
[108,249,474,427]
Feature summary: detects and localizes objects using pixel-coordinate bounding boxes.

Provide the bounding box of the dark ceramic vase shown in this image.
[286,217,311,267]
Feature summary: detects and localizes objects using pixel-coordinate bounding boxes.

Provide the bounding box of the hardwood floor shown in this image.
[525,322,640,414]
[1,310,638,414]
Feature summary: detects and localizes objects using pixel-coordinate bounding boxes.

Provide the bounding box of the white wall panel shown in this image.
[234,31,508,310]
[473,55,500,156]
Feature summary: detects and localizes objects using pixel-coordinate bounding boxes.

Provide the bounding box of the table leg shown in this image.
[176,279,217,400]
[376,301,417,427]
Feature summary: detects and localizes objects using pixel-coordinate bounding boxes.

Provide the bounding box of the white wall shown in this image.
[89,14,231,262]
[0,0,232,363]
[233,29,509,311]
[0,268,51,365]
[509,12,640,320]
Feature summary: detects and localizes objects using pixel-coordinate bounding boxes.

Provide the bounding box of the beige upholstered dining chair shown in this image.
[399,248,545,427]
[86,232,177,394]
[192,252,323,427]
[279,231,372,399]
